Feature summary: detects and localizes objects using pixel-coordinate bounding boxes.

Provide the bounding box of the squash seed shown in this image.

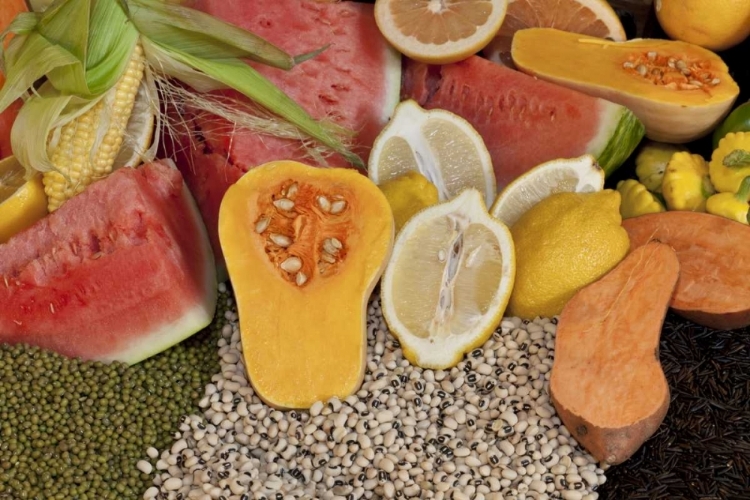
[295,272,308,286]
[323,239,339,255]
[330,200,347,214]
[330,237,342,249]
[675,59,688,70]
[273,198,295,211]
[280,256,302,273]
[286,183,299,198]
[255,217,270,234]
[647,51,657,61]
[711,78,721,85]
[636,65,648,76]
[622,61,634,69]
[270,234,292,247]
[317,195,331,212]
[321,252,336,264]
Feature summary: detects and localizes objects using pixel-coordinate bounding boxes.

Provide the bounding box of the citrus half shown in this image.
[489,154,604,227]
[369,99,496,207]
[374,0,509,64]
[0,156,48,244]
[381,188,515,370]
[483,0,626,66]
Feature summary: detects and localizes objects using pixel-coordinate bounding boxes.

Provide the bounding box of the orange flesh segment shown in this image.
[390,0,494,44]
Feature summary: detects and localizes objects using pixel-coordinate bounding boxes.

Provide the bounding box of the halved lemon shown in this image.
[489,154,604,227]
[483,0,626,66]
[381,188,515,370]
[369,99,496,207]
[0,156,48,244]
[374,0,509,65]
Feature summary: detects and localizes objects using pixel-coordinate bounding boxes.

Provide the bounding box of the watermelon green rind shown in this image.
[110,175,218,365]
[586,103,645,177]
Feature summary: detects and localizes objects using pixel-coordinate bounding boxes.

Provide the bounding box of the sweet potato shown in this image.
[550,241,679,466]
[623,211,750,330]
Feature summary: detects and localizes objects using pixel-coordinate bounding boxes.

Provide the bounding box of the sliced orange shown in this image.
[374,0,509,65]
[0,156,48,244]
[483,0,626,66]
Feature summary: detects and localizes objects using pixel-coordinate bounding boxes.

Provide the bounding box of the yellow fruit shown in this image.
[369,99,497,206]
[374,0,508,65]
[489,155,605,228]
[509,190,629,319]
[483,0,626,66]
[655,0,750,52]
[379,171,439,232]
[0,156,48,244]
[381,189,515,370]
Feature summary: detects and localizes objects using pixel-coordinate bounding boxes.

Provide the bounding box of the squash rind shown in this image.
[218,160,394,409]
[511,28,740,144]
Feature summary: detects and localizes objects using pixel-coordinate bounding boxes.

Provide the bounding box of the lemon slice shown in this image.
[381,188,515,369]
[369,99,496,207]
[374,0,508,65]
[0,156,48,244]
[489,154,605,227]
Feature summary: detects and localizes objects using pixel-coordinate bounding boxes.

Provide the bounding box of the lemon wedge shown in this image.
[0,156,48,244]
[369,99,496,207]
[374,0,508,65]
[489,155,605,227]
[381,188,515,369]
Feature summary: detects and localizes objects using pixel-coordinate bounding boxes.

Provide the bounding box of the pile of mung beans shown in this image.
[140,284,607,500]
[0,293,228,500]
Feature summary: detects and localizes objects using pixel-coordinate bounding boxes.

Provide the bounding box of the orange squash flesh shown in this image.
[218,160,394,410]
[550,241,679,465]
[511,28,740,143]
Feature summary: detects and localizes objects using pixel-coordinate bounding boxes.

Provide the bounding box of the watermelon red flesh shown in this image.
[0,160,217,364]
[167,0,401,276]
[402,56,640,190]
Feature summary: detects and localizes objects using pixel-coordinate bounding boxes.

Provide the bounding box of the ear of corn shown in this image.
[44,43,145,211]
[1,0,363,212]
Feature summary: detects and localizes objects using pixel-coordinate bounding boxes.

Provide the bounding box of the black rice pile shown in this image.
[598,313,750,500]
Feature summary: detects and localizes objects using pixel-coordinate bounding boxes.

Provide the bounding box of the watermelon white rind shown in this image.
[586,103,646,177]
[0,159,217,365]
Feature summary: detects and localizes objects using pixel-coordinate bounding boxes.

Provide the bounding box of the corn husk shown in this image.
[0,0,363,178]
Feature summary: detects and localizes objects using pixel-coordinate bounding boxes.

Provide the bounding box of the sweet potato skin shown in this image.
[550,242,679,465]
[623,211,750,330]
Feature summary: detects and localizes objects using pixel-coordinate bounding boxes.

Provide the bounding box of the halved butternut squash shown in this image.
[511,28,740,144]
[218,160,394,409]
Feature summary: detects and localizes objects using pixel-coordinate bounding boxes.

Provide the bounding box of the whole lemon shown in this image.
[378,171,439,232]
[655,0,750,52]
[508,189,630,319]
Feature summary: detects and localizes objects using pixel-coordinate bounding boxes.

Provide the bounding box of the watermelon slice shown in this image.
[401,56,645,190]
[166,0,402,277]
[0,160,217,364]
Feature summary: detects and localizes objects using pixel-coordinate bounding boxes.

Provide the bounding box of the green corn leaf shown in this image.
[34,0,89,95]
[126,0,306,70]
[28,0,57,13]
[83,0,140,96]
[148,39,364,168]
[0,32,80,114]
[141,37,227,93]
